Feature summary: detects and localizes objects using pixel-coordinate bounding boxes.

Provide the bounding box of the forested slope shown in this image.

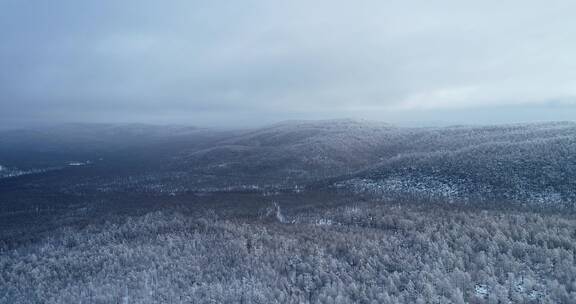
[2,202,575,303]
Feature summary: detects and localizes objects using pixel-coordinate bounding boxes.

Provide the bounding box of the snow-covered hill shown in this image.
[2,120,575,209]
[174,120,576,208]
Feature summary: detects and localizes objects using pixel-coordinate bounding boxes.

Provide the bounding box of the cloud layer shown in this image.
[1,0,576,126]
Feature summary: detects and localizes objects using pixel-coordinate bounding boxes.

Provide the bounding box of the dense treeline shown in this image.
[2,202,576,303]
[2,121,576,303]
[2,121,576,209]
[338,129,576,209]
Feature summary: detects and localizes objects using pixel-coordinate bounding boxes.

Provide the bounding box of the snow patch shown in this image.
[274,202,286,223]
[315,218,333,226]
[474,284,489,298]
[68,161,92,166]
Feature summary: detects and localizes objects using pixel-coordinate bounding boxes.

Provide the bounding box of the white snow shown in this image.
[274,202,286,223]
[474,284,489,298]
[473,282,546,301]
[316,218,333,226]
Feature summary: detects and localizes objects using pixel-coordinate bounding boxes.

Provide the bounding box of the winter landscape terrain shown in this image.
[4,0,576,302]
[1,120,576,303]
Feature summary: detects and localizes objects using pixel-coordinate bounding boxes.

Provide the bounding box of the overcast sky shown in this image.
[1,0,576,127]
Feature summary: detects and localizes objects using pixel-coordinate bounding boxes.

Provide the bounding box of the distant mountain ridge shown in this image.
[1,119,575,209]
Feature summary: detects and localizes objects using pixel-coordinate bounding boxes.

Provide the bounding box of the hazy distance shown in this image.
[2,0,576,128]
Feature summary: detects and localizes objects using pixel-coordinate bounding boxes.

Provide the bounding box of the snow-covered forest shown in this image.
[1,121,576,303]
[2,202,575,303]
[4,0,576,301]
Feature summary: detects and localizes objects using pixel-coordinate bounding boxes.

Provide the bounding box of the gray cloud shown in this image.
[1,0,576,127]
